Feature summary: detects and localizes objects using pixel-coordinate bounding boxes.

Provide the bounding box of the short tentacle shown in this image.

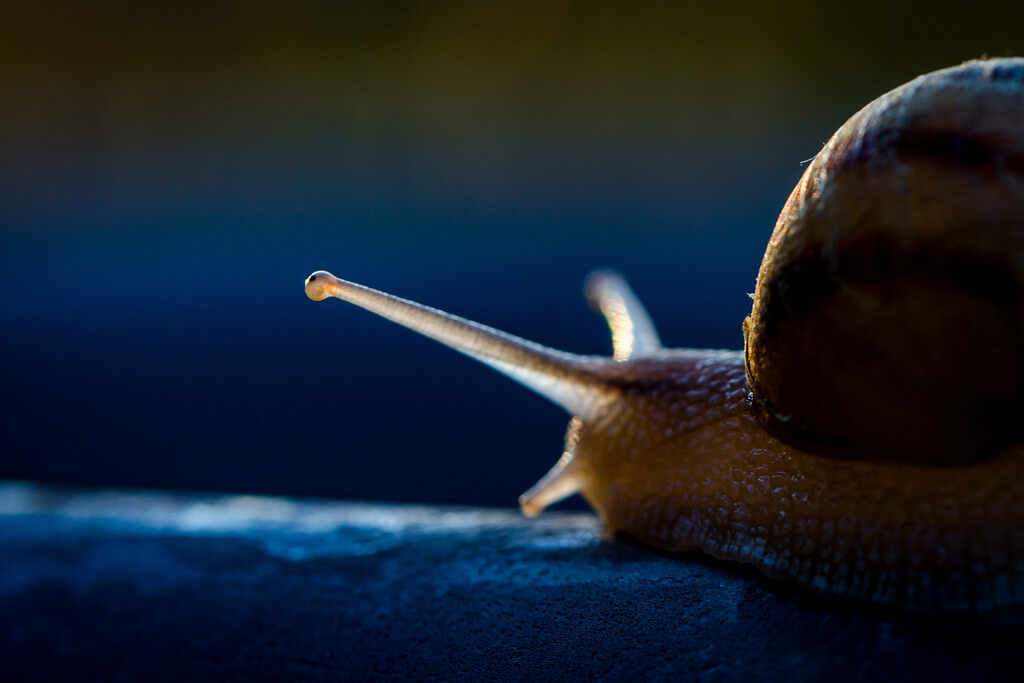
[584,270,662,360]
[519,416,585,516]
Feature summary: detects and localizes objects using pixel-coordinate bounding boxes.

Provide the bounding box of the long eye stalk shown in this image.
[304,271,609,420]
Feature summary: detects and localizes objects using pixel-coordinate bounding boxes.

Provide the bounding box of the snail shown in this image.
[304,58,1024,614]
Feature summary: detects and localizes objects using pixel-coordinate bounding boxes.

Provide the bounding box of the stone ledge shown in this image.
[0,482,1020,681]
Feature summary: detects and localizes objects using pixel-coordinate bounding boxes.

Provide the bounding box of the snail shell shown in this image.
[305,58,1024,613]
[745,58,1024,460]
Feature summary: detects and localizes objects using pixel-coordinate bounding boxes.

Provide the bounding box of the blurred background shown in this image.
[2,2,1021,509]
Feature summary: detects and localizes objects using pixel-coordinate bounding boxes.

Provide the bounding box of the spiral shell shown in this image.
[744,58,1024,461]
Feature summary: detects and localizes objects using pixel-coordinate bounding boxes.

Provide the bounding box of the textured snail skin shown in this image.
[577,352,1024,613]
[305,58,1024,614]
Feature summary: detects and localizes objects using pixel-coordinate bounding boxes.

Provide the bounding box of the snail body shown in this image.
[305,59,1024,613]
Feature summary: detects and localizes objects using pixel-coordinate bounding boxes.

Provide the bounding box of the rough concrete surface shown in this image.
[0,482,1021,681]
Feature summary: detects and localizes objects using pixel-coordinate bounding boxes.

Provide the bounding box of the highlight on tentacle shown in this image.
[519,416,585,516]
[584,270,662,360]
[304,271,611,420]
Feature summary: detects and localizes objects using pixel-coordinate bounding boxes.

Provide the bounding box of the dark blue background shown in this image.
[3,2,1021,508]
